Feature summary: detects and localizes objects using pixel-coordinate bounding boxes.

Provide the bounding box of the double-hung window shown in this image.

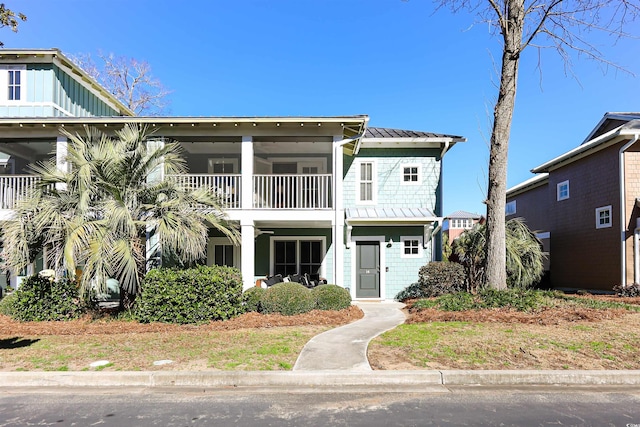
[0,66,26,102]
[356,160,376,204]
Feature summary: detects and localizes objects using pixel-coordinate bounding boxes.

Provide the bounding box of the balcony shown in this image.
[253,174,332,209]
[0,173,334,212]
[167,174,242,209]
[0,175,40,209]
[168,174,332,209]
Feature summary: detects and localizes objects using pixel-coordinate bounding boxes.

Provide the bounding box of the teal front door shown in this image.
[356,241,380,298]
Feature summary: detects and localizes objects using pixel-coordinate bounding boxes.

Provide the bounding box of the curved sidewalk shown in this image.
[293,301,406,371]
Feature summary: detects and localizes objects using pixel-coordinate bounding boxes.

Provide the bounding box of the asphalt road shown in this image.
[2,386,640,426]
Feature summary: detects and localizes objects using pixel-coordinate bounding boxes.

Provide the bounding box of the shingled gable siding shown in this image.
[343,148,440,210]
[549,144,620,290]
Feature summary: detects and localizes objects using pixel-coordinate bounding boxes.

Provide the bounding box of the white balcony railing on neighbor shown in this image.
[253,174,332,209]
[167,174,242,209]
[0,175,40,209]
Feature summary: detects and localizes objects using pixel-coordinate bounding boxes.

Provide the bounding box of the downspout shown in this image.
[440,141,451,158]
[425,221,443,262]
[619,134,640,287]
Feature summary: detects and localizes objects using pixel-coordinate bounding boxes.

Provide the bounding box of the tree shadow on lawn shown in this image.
[0,337,40,349]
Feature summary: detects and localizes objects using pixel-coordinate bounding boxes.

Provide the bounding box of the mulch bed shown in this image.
[404,295,640,325]
[0,306,364,336]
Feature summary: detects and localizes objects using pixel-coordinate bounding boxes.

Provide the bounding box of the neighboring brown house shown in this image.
[444,210,483,241]
[506,112,640,291]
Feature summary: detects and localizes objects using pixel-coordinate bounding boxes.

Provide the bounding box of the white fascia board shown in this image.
[531,126,626,173]
[360,137,465,151]
[345,217,440,226]
[582,112,640,144]
[506,173,549,197]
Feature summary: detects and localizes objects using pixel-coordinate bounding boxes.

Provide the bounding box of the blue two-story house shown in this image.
[0,48,465,300]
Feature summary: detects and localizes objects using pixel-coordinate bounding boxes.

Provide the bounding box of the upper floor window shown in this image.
[401,164,421,185]
[0,66,26,102]
[595,205,612,229]
[451,218,473,229]
[505,200,517,215]
[557,180,570,201]
[356,160,376,204]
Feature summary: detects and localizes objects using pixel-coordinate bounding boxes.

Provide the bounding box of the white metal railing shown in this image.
[167,174,241,209]
[253,174,332,209]
[0,175,40,209]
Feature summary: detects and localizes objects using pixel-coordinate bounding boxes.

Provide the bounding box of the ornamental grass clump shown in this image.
[260,282,316,316]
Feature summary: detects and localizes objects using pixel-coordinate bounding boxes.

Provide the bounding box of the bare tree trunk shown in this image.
[485,0,524,290]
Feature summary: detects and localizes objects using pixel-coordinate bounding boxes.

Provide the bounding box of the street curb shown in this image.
[1,370,639,389]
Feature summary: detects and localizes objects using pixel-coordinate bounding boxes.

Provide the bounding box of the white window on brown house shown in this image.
[557,180,570,201]
[595,205,612,229]
[505,200,517,215]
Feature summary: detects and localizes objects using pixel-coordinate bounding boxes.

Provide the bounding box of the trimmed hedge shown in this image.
[243,286,266,312]
[134,265,243,324]
[396,262,466,301]
[6,275,84,321]
[312,284,351,311]
[260,282,316,316]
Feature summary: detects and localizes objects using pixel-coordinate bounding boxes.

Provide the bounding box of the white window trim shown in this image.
[595,205,612,229]
[355,159,377,205]
[400,163,421,186]
[207,237,241,269]
[400,236,423,259]
[557,180,570,201]
[0,65,26,104]
[505,200,517,215]
[269,236,326,277]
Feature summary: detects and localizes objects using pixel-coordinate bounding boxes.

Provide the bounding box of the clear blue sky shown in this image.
[7,0,639,216]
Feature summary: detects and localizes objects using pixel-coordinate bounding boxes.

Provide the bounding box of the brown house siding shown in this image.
[623,146,640,285]
[549,145,620,290]
[506,183,549,232]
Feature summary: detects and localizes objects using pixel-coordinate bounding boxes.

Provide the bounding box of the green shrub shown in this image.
[413,289,558,312]
[395,282,425,301]
[260,282,315,316]
[312,284,351,311]
[8,275,85,321]
[134,265,243,324]
[243,286,266,312]
[0,291,17,316]
[418,261,466,297]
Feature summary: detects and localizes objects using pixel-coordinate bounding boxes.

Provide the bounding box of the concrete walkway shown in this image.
[293,301,406,371]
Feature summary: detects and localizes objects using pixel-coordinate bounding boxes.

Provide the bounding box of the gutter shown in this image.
[619,134,640,287]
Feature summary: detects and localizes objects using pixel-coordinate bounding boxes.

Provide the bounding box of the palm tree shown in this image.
[1,124,238,304]
[453,217,544,292]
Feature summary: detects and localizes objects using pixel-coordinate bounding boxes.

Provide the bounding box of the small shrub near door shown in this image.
[312,284,351,311]
[6,274,85,321]
[260,282,316,316]
[134,265,243,324]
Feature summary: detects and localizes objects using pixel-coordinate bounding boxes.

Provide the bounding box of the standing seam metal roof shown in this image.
[365,127,463,139]
[346,207,436,221]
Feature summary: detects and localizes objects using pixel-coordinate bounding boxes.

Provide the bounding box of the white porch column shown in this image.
[241,136,254,210]
[55,136,68,190]
[333,135,345,286]
[241,220,256,290]
[146,138,165,269]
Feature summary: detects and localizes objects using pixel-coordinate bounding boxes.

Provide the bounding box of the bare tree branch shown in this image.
[0,4,26,47]
[70,52,172,116]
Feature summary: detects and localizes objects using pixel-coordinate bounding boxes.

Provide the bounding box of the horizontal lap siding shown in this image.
[550,145,620,290]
